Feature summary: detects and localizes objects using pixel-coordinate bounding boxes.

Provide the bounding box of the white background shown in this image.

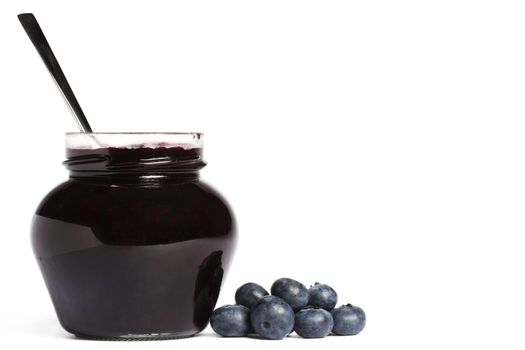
[1,0,524,349]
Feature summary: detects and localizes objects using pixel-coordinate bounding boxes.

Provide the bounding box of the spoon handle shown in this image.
[18,13,93,133]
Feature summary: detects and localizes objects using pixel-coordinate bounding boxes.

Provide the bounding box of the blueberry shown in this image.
[250,295,295,340]
[331,304,366,335]
[308,282,338,310]
[294,307,334,338]
[270,278,308,311]
[235,282,269,309]
[210,304,251,337]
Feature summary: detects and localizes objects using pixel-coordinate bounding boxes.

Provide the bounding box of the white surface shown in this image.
[1,0,525,349]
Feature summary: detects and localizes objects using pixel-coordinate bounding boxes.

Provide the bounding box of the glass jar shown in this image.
[31,133,237,340]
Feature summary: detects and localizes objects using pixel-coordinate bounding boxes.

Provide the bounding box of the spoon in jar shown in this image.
[18,13,94,134]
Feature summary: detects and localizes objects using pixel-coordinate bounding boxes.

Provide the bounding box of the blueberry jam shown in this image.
[31,136,237,340]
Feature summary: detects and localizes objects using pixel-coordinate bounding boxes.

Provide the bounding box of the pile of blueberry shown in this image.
[210,278,366,340]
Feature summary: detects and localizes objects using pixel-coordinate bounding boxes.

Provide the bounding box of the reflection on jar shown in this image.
[193,250,224,329]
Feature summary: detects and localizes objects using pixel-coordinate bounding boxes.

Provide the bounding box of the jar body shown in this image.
[32,176,236,339]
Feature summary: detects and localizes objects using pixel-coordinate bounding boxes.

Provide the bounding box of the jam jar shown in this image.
[31,132,237,340]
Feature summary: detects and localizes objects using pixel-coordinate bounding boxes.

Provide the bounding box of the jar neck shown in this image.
[69,173,200,186]
[64,146,206,182]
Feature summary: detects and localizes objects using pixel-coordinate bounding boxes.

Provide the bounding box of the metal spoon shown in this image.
[18,13,93,133]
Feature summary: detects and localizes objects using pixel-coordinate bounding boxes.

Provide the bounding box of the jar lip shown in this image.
[65,132,203,150]
[65,132,203,136]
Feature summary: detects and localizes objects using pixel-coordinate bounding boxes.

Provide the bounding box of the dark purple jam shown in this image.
[32,145,237,339]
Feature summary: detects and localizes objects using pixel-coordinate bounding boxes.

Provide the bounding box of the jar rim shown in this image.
[65,132,203,150]
[65,132,203,136]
